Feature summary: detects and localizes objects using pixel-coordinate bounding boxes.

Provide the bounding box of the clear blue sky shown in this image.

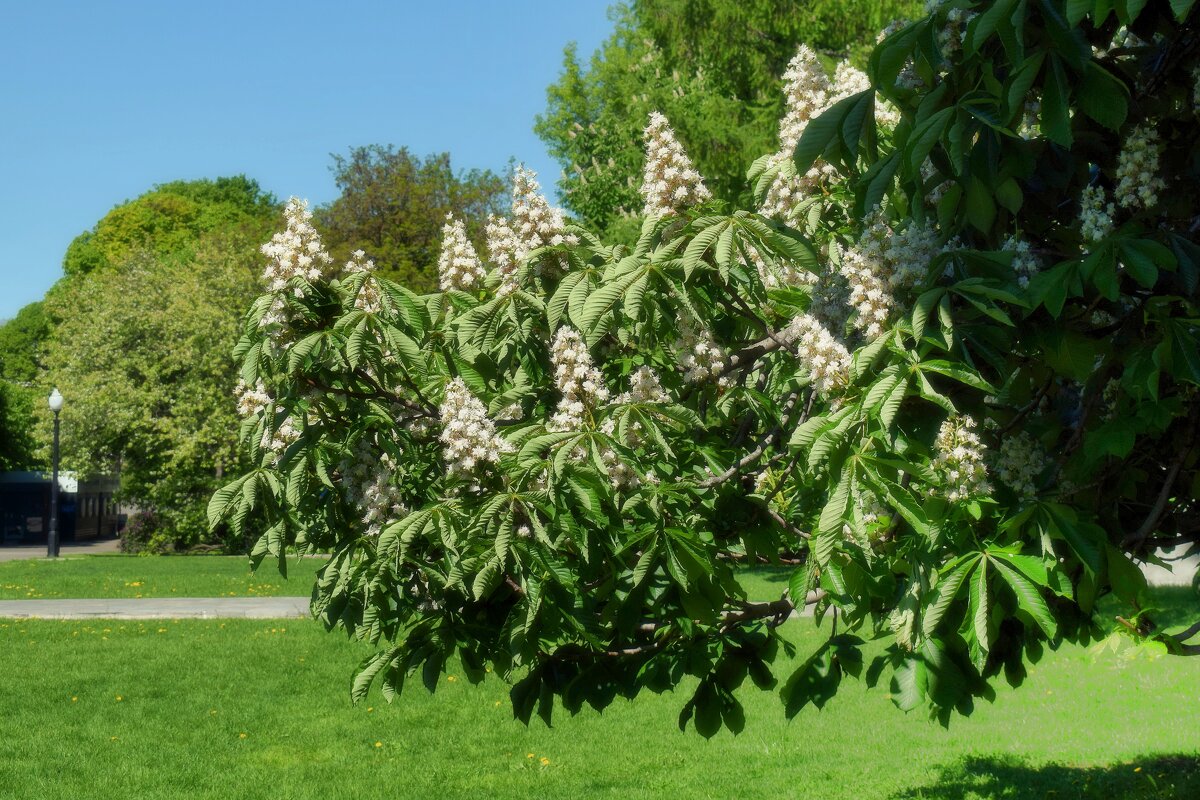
[0,0,615,321]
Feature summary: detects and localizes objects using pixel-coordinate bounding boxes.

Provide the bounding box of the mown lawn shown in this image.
[2,593,1198,800]
[0,555,322,600]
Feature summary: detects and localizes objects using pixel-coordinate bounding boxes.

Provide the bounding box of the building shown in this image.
[0,471,120,545]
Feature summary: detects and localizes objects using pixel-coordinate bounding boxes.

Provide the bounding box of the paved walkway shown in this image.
[0,596,310,619]
[0,538,122,562]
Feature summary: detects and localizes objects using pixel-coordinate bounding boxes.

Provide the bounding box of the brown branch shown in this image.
[699,392,800,488]
[1122,414,1197,548]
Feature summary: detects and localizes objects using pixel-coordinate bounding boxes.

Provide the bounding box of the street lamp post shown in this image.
[47,388,63,558]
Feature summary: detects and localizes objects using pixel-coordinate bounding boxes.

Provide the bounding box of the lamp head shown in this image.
[48,388,64,413]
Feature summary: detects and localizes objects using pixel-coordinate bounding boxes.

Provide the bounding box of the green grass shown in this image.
[0,555,322,599]
[2,592,1199,799]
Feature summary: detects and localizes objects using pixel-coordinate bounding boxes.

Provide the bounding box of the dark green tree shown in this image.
[0,302,51,470]
[316,146,509,291]
[536,0,921,238]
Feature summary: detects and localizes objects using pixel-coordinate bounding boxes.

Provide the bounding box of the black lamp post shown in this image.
[47,388,63,558]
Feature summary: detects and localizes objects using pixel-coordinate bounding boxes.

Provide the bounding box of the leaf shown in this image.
[992,558,1058,638]
[922,555,979,636]
[1040,56,1073,148]
[1077,62,1128,130]
[968,558,990,667]
[815,463,855,564]
[907,107,954,176]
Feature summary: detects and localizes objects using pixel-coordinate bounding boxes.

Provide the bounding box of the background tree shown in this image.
[0,302,51,470]
[38,177,279,549]
[535,0,921,239]
[315,146,509,291]
[60,175,278,279]
[45,230,265,550]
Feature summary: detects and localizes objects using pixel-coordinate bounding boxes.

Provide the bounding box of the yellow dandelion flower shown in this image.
[239,733,247,739]
[71,696,78,703]
[115,695,123,702]
[447,675,457,682]
[374,741,383,748]
[540,757,550,766]
[526,753,535,759]
[1134,767,1142,773]
[367,707,374,713]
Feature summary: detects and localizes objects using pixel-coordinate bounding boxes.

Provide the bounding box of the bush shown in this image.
[119,511,164,554]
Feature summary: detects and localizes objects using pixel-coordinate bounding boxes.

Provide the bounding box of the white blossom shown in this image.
[339,437,407,538]
[993,431,1046,500]
[343,249,383,313]
[640,112,711,217]
[615,366,670,405]
[438,215,486,292]
[782,314,851,397]
[1114,124,1165,210]
[235,379,272,418]
[839,208,943,338]
[548,326,610,431]
[486,168,577,291]
[932,415,991,503]
[778,45,832,152]
[673,317,728,384]
[438,378,511,475]
[260,198,333,293]
[1002,236,1040,288]
[1079,185,1116,243]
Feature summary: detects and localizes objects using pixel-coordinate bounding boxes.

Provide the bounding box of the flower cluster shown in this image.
[343,250,383,313]
[438,378,511,475]
[932,415,991,503]
[615,366,670,405]
[340,438,406,538]
[548,326,610,431]
[486,168,577,292]
[840,209,942,337]
[260,198,333,294]
[743,239,815,290]
[992,431,1046,500]
[933,4,977,58]
[640,112,711,217]
[1079,185,1116,243]
[235,379,272,418]
[485,214,521,296]
[438,215,486,292]
[674,317,728,383]
[263,415,301,461]
[782,314,852,397]
[1002,236,1040,288]
[1114,124,1165,210]
[778,45,831,151]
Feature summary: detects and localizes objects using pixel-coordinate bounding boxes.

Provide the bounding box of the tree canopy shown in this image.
[315,146,509,292]
[535,0,921,239]
[0,302,51,470]
[60,175,277,279]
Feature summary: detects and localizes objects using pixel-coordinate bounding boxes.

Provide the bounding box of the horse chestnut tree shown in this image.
[211,0,1200,733]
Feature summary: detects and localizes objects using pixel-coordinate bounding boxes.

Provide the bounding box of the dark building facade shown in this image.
[0,472,120,545]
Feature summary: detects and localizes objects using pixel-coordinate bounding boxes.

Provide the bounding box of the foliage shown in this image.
[315,146,509,292]
[47,230,266,551]
[119,511,164,554]
[213,0,1200,735]
[535,0,921,238]
[60,176,277,279]
[0,302,50,470]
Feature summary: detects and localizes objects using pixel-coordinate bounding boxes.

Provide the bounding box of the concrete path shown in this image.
[0,596,310,619]
[0,538,122,562]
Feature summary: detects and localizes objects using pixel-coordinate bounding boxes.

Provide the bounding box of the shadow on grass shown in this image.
[896,754,1200,799]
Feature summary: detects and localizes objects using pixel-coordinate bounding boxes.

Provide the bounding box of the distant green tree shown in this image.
[316,146,508,291]
[44,232,263,550]
[535,0,920,238]
[0,302,50,470]
[61,175,277,279]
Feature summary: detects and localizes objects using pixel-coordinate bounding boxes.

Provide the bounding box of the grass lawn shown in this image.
[2,592,1199,799]
[0,555,322,600]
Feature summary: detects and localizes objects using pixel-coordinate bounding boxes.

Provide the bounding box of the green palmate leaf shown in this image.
[815,462,856,564]
[992,559,1058,638]
[967,558,990,670]
[921,554,980,636]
